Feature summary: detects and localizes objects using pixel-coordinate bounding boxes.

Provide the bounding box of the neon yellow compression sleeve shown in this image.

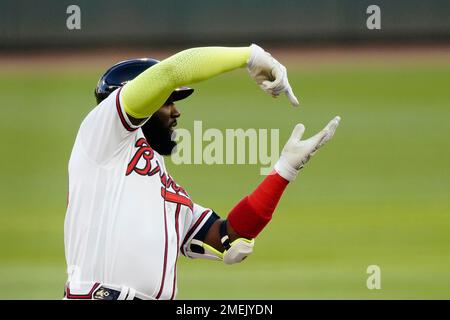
[121,46,251,119]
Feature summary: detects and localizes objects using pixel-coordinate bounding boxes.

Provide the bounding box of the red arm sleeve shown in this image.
[227,171,289,239]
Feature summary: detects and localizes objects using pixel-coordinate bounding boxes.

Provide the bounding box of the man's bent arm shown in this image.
[201,117,341,262]
[121,47,251,119]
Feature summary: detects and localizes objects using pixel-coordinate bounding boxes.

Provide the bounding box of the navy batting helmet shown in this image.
[94,58,194,104]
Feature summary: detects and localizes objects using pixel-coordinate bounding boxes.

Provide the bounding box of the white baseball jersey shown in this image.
[64,88,217,300]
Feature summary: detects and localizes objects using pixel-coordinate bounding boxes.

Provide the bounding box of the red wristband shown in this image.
[227,171,289,238]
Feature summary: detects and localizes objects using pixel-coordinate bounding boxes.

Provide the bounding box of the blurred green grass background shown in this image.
[0,52,449,299]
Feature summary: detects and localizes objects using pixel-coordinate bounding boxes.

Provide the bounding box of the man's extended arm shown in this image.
[121,45,299,120]
[201,116,341,264]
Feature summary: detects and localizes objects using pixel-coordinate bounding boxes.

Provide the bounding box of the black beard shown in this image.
[141,114,176,156]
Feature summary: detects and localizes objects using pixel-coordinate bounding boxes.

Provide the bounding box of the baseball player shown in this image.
[63,44,340,300]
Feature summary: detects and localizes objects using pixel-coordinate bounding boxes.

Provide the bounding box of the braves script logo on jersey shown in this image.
[126,138,158,176]
[127,138,193,211]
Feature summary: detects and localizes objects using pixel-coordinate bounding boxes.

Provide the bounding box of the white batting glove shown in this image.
[247,44,299,106]
[274,116,341,181]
